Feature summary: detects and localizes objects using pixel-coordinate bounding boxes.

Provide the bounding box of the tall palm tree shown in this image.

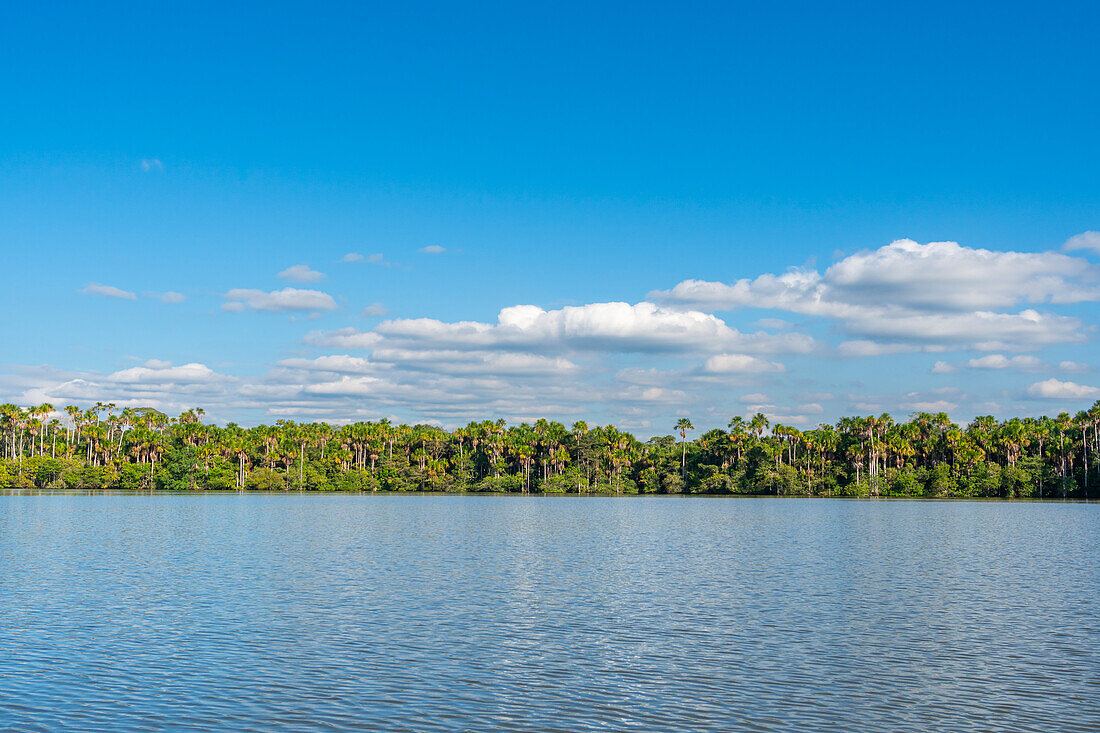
[728,416,748,465]
[749,412,770,440]
[571,421,590,492]
[675,418,694,480]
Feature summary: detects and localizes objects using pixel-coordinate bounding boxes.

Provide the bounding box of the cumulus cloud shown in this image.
[1059,361,1090,373]
[144,291,186,303]
[702,354,785,373]
[365,253,394,267]
[652,239,1099,353]
[309,302,813,356]
[223,288,338,312]
[304,327,382,349]
[1063,231,1100,255]
[965,354,1044,370]
[277,264,325,283]
[657,239,1099,311]
[110,362,223,385]
[340,253,365,263]
[419,245,446,254]
[1027,379,1100,400]
[900,399,959,412]
[836,340,923,357]
[260,301,808,425]
[80,282,137,300]
[32,237,1100,430]
[4,360,236,417]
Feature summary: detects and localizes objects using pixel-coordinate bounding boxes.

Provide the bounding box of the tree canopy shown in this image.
[1,401,1098,498]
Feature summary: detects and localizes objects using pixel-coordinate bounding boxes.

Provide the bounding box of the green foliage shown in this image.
[117,462,150,490]
[0,459,21,488]
[538,473,574,494]
[925,463,956,498]
[1,401,1097,498]
[697,465,735,494]
[889,468,921,497]
[71,465,119,490]
[332,470,379,492]
[245,468,286,491]
[477,475,524,493]
[25,456,73,488]
[204,463,237,491]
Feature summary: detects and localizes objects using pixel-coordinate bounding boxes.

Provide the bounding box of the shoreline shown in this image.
[2,488,1094,503]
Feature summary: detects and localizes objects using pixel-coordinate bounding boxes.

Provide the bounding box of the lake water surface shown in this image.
[0,494,1097,731]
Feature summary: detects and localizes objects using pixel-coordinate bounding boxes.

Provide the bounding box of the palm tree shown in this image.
[728,416,748,465]
[571,421,589,492]
[675,418,694,480]
[749,412,770,441]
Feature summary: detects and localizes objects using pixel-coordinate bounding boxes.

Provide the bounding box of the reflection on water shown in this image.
[0,495,1097,731]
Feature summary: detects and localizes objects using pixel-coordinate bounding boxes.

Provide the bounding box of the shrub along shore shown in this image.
[1,402,1098,497]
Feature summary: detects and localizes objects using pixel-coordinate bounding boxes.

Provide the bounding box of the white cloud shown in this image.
[844,310,1081,352]
[899,399,959,413]
[1059,361,1090,373]
[277,264,325,283]
[224,288,338,312]
[310,302,813,355]
[371,348,579,375]
[965,354,1044,370]
[80,282,137,300]
[1063,231,1100,255]
[5,361,235,417]
[109,362,223,385]
[340,253,365,263]
[1027,378,1100,400]
[703,354,785,373]
[140,158,163,172]
[276,355,377,374]
[823,240,1098,309]
[366,253,393,267]
[143,291,186,303]
[30,237,1100,431]
[797,392,834,402]
[652,239,1100,352]
[419,245,446,254]
[836,341,920,358]
[304,327,382,349]
[274,301,809,425]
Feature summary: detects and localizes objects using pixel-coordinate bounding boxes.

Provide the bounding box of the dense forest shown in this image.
[1,401,1098,498]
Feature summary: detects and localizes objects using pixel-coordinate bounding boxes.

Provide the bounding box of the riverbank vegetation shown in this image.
[1,402,1098,497]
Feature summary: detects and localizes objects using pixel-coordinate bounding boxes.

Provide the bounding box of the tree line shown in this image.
[1,401,1098,498]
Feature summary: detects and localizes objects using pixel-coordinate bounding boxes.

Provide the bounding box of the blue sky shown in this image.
[2,1,1099,433]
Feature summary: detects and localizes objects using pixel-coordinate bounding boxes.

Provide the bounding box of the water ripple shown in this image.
[0,495,1097,731]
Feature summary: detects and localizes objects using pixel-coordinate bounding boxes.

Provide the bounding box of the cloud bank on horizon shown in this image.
[7,236,1099,434]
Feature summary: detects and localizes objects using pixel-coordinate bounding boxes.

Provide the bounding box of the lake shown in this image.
[0,494,1096,731]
